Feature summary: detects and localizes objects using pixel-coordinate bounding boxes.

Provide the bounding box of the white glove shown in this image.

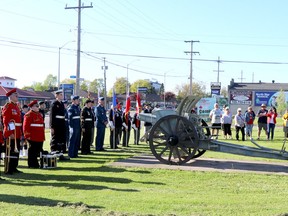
[122,123,128,130]
[132,124,137,130]
[109,121,114,127]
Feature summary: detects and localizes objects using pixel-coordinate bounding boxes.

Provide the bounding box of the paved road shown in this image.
[110,155,288,175]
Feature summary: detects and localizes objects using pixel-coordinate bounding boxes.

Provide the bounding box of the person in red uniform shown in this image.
[2,88,22,174]
[23,100,45,168]
[0,108,4,160]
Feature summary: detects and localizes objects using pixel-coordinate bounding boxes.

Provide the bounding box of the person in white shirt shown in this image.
[234,108,245,141]
[209,103,222,139]
[221,107,233,139]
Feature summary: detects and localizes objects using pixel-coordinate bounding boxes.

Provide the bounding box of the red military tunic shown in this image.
[23,110,45,142]
[2,102,22,139]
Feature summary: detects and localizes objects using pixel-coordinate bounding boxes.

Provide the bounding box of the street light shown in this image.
[58,40,75,89]
[126,59,140,94]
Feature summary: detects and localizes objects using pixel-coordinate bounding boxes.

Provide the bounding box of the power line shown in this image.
[65,0,93,95]
[1,38,288,65]
[184,40,200,95]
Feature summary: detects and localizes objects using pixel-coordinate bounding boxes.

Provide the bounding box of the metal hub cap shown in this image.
[167,135,179,146]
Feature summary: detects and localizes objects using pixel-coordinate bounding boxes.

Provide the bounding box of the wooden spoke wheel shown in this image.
[148,115,199,165]
[191,119,210,159]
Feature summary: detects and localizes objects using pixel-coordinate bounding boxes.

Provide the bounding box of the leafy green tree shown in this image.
[43,74,57,89]
[61,79,76,85]
[130,79,151,93]
[220,86,228,97]
[159,83,164,95]
[276,90,287,115]
[114,77,128,94]
[175,82,208,100]
[31,82,47,91]
[89,78,104,94]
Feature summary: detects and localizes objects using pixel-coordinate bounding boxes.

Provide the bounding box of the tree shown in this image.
[276,90,287,115]
[130,79,151,93]
[89,78,104,94]
[175,82,208,100]
[159,83,164,95]
[220,86,228,97]
[114,77,128,94]
[43,74,57,89]
[160,91,176,101]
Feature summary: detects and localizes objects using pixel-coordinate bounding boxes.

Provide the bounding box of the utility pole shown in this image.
[101,57,108,109]
[65,1,93,95]
[238,70,246,83]
[252,72,254,83]
[184,40,200,95]
[213,56,224,83]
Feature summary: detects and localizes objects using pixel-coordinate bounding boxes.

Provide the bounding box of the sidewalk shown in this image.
[110,154,288,175]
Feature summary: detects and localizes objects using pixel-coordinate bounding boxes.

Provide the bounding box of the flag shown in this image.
[97,87,101,99]
[136,90,142,114]
[112,89,117,110]
[125,88,131,125]
[125,88,131,115]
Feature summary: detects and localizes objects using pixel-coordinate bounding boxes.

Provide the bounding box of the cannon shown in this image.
[139,96,288,165]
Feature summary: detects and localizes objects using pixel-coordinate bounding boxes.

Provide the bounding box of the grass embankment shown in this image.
[0,120,288,216]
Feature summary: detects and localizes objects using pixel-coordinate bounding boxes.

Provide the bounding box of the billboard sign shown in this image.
[230,90,252,105]
[196,97,216,121]
[254,91,288,106]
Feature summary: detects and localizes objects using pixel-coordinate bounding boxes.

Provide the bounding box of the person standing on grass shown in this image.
[132,112,141,145]
[244,106,255,140]
[49,90,69,160]
[257,104,268,140]
[282,108,288,138]
[23,100,45,168]
[67,95,81,158]
[95,97,108,151]
[234,108,245,141]
[266,106,277,140]
[209,103,222,139]
[2,88,22,174]
[122,110,132,147]
[81,99,94,155]
[221,107,233,139]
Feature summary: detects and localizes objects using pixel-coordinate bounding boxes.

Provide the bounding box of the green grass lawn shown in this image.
[1,122,288,216]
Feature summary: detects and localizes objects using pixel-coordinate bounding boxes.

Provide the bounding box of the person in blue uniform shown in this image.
[49,90,69,160]
[81,99,94,155]
[95,97,108,151]
[68,95,81,158]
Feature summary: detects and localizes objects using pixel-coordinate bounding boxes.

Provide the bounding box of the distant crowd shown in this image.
[209,102,288,141]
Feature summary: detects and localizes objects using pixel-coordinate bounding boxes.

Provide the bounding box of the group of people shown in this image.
[0,88,148,174]
[209,103,280,141]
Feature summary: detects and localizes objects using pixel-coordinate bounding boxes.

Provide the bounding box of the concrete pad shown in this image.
[110,155,288,175]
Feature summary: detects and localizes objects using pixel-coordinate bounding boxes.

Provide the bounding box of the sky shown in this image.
[1,0,288,94]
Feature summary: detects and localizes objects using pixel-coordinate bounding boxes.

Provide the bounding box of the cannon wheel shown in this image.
[192,119,210,159]
[148,115,199,165]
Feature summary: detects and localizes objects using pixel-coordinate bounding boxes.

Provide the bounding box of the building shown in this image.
[228,79,288,113]
[0,76,16,88]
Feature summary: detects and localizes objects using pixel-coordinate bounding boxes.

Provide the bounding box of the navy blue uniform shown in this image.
[109,108,123,149]
[81,107,94,154]
[49,100,66,152]
[122,112,132,147]
[68,104,81,158]
[95,104,108,151]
